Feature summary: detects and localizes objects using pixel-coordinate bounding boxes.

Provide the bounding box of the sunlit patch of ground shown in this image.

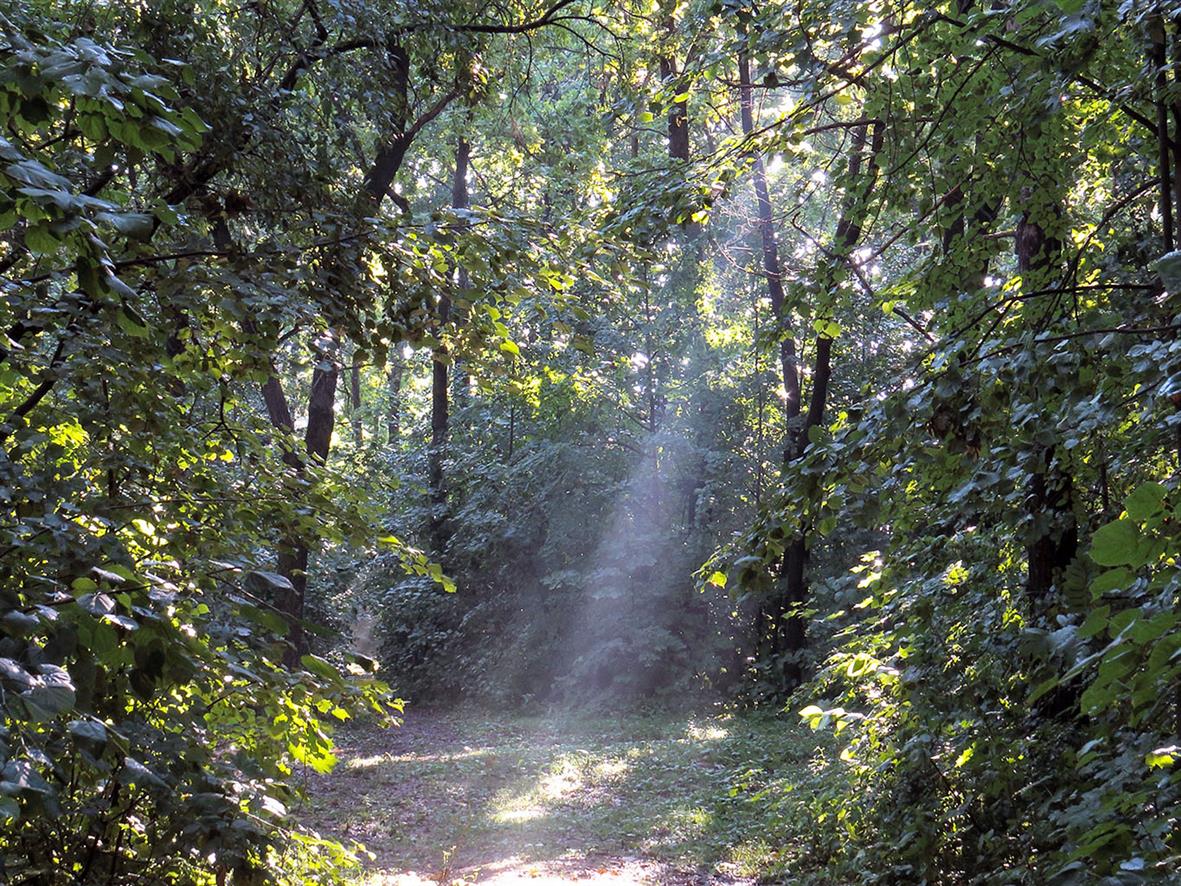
[299,710,838,884]
[360,856,671,884]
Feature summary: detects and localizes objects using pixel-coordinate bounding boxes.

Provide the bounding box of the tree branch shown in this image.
[0,338,66,445]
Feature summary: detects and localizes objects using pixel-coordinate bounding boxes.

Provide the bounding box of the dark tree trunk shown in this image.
[1151,17,1175,252]
[363,45,412,205]
[739,52,803,692]
[1016,175,1075,606]
[221,202,317,666]
[270,345,337,667]
[660,53,690,163]
[659,14,703,248]
[740,50,882,694]
[1170,19,1181,241]
[1025,450,1079,606]
[660,5,689,164]
[429,354,450,554]
[450,134,473,412]
[506,402,515,462]
[350,354,362,446]
[305,345,338,465]
[738,53,801,427]
[428,136,469,556]
[260,38,445,664]
[259,365,320,667]
[782,122,880,689]
[387,354,403,444]
[274,546,308,666]
[779,537,808,688]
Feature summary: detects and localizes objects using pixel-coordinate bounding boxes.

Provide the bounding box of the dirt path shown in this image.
[300,709,823,884]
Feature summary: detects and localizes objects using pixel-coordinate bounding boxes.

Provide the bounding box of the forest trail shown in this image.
[301,709,829,884]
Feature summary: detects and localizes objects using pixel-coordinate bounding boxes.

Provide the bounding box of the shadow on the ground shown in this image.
[301,709,833,884]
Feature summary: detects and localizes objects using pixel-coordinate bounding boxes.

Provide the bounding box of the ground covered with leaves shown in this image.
[300,709,840,884]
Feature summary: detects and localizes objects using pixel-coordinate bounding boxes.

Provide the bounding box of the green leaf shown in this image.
[1028,675,1061,704]
[5,159,70,190]
[245,570,295,594]
[116,307,150,338]
[0,761,52,796]
[300,654,341,682]
[812,318,841,339]
[798,705,825,729]
[96,211,154,240]
[239,604,289,635]
[0,658,32,689]
[1147,745,1180,769]
[1092,567,1134,596]
[2,611,39,637]
[1078,606,1110,639]
[16,186,76,211]
[104,273,137,301]
[153,204,180,226]
[1089,519,1142,567]
[78,593,115,616]
[1080,679,1115,715]
[1125,481,1167,522]
[1155,250,1181,294]
[21,666,75,722]
[25,225,60,255]
[290,741,337,774]
[119,757,166,788]
[68,719,107,746]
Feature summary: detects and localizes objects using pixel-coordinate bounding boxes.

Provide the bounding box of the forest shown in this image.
[2,0,1181,882]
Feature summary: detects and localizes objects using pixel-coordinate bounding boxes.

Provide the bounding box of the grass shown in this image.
[299,708,846,884]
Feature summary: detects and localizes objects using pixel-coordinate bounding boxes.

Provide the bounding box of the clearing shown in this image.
[300,708,839,885]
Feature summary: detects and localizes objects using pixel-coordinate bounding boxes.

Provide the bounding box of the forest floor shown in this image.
[300,708,839,885]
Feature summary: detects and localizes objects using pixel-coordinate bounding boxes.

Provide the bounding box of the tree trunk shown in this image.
[1152,16,1175,252]
[429,354,450,555]
[387,353,403,444]
[428,136,469,556]
[451,134,473,412]
[660,53,689,163]
[261,38,437,664]
[739,52,807,692]
[661,12,702,248]
[1017,189,1076,605]
[738,55,802,425]
[258,371,308,665]
[350,353,362,446]
[304,345,339,467]
[740,51,883,693]
[660,4,689,165]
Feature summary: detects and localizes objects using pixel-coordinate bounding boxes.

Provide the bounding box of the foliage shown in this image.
[7,0,1181,881]
[0,3,408,882]
[703,0,1181,879]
